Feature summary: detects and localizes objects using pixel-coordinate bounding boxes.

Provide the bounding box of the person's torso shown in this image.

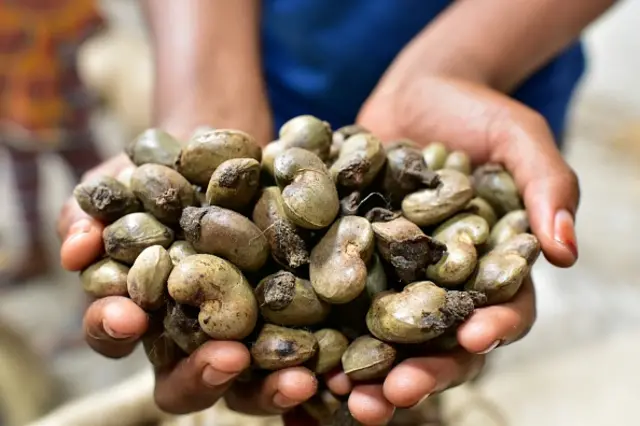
[261,0,586,141]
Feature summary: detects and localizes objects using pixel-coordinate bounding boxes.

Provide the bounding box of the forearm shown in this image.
[392,0,616,92]
[141,0,271,141]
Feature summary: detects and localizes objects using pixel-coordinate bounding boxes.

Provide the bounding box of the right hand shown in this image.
[58,124,321,417]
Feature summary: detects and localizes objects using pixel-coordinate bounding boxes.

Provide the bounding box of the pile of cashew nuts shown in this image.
[74,115,540,424]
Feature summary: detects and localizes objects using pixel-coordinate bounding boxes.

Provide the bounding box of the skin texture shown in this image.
[56,0,616,422]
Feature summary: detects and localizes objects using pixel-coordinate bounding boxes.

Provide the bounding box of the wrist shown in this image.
[157,92,273,145]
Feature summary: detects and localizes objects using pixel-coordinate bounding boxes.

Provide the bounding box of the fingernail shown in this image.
[102,320,134,340]
[414,393,431,407]
[554,210,578,260]
[202,366,237,387]
[478,340,502,355]
[67,219,93,239]
[273,392,299,409]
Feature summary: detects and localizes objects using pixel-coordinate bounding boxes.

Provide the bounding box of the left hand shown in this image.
[318,72,579,425]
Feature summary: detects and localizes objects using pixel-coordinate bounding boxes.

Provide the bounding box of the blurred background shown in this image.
[0,0,639,425]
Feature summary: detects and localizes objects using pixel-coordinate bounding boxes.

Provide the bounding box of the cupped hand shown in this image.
[327,74,577,425]
[57,131,317,417]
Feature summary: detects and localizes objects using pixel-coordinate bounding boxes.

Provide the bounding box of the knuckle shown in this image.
[153,387,181,414]
[522,109,549,131]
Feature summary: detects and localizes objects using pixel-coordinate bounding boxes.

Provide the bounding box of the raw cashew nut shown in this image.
[255,271,330,327]
[252,186,310,269]
[73,175,140,222]
[330,124,370,161]
[103,212,174,264]
[422,142,448,171]
[426,213,490,288]
[341,335,396,381]
[250,324,318,370]
[309,329,349,374]
[178,129,261,186]
[464,197,498,228]
[330,253,388,340]
[125,128,182,168]
[262,115,332,175]
[127,245,173,311]
[80,258,129,298]
[130,164,196,224]
[381,143,440,206]
[310,216,375,304]
[402,169,474,227]
[366,281,484,344]
[487,209,529,250]
[205,158,261,211]
[330,133,386,190]
[167,254,258,340]
[273,148,339,229]
[369,210,446,284]
[167,240,197,266]
[466,233,541,305]
[472,163,523,215]
[180,206,269,272]
[443,150,472,175]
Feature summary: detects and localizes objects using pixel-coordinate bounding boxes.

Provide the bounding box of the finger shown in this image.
[382,351,485,408]
[225,367,318,415]
[324,369,352,396]
[375,79,580,267]
[84,297,148,358]
[348,384,396,425]
[490,107,579,267]
[59,200,105,271]
[154,340,251,414]
[457,275,536,354]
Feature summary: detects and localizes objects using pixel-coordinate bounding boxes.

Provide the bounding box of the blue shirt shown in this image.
[262,0,586,144]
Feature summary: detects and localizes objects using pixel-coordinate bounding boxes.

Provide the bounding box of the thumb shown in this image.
[57,198,105,271]
[492,112,580,268]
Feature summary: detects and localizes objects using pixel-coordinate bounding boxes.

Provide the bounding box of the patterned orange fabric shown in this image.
[0,0,105,148]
